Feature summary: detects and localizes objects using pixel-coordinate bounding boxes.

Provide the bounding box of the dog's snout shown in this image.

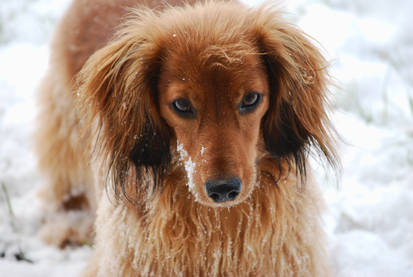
[204,177,241,203]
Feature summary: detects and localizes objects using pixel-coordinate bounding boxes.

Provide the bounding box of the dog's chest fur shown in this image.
[91,170,327,277]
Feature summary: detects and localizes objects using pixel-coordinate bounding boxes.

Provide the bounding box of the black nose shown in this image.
[204,177,242,203]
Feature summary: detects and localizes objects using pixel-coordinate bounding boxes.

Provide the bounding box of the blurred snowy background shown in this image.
[0,0,412,276]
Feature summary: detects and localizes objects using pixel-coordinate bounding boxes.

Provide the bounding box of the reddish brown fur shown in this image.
[36,0,338,276]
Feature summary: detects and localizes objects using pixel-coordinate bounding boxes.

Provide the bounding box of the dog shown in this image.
[35,0,338,276]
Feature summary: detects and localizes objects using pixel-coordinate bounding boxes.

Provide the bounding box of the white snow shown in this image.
[0,0,412,276]
[176,141,197,197]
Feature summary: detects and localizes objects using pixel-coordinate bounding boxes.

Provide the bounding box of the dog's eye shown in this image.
[239,92,262,114]
[171,98,196,118]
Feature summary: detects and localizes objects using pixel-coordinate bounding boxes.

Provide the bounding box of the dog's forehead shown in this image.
[159,49,267,100]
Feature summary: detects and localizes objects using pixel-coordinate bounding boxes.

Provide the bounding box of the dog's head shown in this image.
[77,2,337,207]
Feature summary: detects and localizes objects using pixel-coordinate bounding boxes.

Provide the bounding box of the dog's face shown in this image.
[77,2,337,208]
[159,53,269,206]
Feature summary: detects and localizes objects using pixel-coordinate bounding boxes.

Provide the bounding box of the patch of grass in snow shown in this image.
[408,95,413,117]
[1,182,16,230]
[407,150,413,167]
[13,249,34,263]
[0,182,34,264]
[379,68,391,123]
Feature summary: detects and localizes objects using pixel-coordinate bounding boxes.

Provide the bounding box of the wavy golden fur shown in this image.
[35,0,338,276]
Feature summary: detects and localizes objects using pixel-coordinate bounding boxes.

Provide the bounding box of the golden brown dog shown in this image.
[35,0,338,276]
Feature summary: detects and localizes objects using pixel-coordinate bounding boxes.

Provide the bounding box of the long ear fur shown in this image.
[75,15,170,202]
[253,7,338,178]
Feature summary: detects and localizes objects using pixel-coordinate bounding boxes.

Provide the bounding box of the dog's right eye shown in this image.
[171,98,196,118]
[239,91,263,114]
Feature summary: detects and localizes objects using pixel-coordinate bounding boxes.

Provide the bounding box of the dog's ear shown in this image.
[76,28,170,199]
[253,9,338,177]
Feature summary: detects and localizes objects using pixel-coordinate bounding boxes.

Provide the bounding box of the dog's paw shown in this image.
[38,211,94,248]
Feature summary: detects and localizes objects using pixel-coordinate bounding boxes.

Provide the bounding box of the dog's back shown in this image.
[35,0,138,246]
[54,0,201,79]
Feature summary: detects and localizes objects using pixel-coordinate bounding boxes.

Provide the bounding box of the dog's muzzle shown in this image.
[204,177,241,203]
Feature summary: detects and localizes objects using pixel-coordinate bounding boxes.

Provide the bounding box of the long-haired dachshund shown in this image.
[35,0,338,276]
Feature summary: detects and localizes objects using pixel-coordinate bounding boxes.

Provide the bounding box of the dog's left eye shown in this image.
[239,92,262,114]
[171,98,196,118]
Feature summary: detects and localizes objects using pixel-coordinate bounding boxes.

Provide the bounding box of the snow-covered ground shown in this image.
[0,0,412,276]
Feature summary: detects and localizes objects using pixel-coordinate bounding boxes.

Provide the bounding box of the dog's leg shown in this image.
[35,71,95,247]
